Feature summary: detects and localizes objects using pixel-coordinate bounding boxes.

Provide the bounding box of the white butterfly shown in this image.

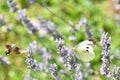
[74,40,95,62]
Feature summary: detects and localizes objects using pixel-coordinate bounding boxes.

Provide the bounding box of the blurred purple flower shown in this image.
[100,32,112,78]
[7,0,18,12]
[29,40,41,54]
[38,17,62,39]
[76,72,83,80]
[75,18,87,31]
[0,14,3,20]
[113,65,120,80]
[17,10,38,33]
[37,62,49,72]
[29,0,36,4]
[0,54,11,65]
[49,63,60,80]
[41,48,52,61]
[17,9,27,21]
[75,64,83,80]
[56,38,76,70]
[0,14,6,27]
[69,35,77,41]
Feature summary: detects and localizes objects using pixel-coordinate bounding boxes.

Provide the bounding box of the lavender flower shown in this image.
[25,48,37,71]
[76,18,87,30]
[29,40,52,72]
[75,71,83,80]
[29,40,41,54]
[22,17,38,33]
[100,32,112,78]
[69,35,77,41]
[29,0,36,4]
[56,38,76,70]
[7,0,18,12]
[17,9,27,21]
[75,64,83,80]
[38,17,62,39]
[28,45,52,72]
[75,62,93,80]
[77,18,93,39]
[84,25,93,40]
[37,62,49,72]
[68,18,93,41]
[0,14,6,27]
[37,47,52,72]
[41,48,52,61]
[17,9,38,33]
[113,65,120,80]
[68,27,77,41]
[0,54,11,65]
[64,49,76,70]
[69,17,87,34]
[49,63,60,80]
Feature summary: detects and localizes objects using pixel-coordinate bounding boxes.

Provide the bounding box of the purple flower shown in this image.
[0,14,6,26]
[0,14,3,20]
[17,9,27,21]
[113,65,120,80]
[75,64,83,80]
[49,63,60,80]
[0,54,11,65]
[76,72,83,80]
[29,0,36,4]
[37,17,62,39]
[29,40,41,54]
[100,32,112,78]
[25,48,37,71]
[69,35,77,41]
[7,0,18,12]
[56,38,76,70]
[17,10,38,33]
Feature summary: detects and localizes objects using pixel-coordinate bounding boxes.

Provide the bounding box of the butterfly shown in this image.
[5,44,21,55]
[74,39,96,62]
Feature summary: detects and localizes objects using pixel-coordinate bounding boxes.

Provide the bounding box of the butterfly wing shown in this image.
[13,47,20,54]
[75,44,95,62]
[5,45,12,55]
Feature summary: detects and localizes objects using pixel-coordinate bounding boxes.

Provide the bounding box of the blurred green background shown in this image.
[0,0,120,80]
